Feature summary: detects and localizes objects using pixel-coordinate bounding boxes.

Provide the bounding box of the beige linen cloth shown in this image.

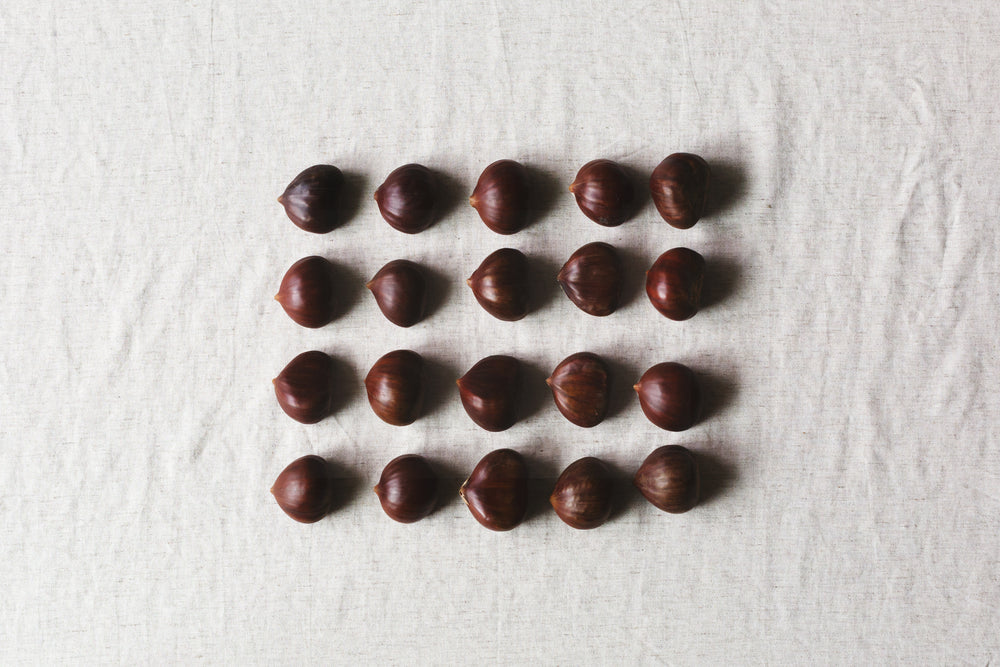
[1,1,998,664]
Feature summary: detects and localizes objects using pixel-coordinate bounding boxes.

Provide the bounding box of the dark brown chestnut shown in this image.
[460,449,529,531]
[456,355,520,432]
[556,242,623,316]
[569,159,636,227]
[274,256,338,328]
[546,352,610,428]
[366,259,427,327]
[634,445,699,513]
[470,159,531,234]
[467,248,529,321]
[550,457,614,529]
[273,350,336,424]
[374,163,437,233]
[278,165,344,234]
[634,362,701,432]
[645,247,705,321]
[374,454,438,523]
[650,153,710,229]
[364,350,424,426]
[271,454,336,523]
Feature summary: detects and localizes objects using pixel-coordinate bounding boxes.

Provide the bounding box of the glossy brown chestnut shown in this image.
[364,350,424,426]
[374,163,437,233]
[550,457,614,529]
[546,352,610,428]
[374,454,438,523]
[645,247,705,321]
[650,153,710,229]
[460,449,529,531]
[634,362,701,432]
[278,165,344,234]
[470,159,531,234]
[467,248,530,321]
[271,454,336,523]
[456,355,520,432]
[366,259,427,328]
[275,256,338,328]
[569,159,636,227]
[634,445,699,513]
[273,350,336,424]
[556,242,623,316]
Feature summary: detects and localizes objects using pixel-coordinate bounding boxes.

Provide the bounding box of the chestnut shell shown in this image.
[278,165,344,234]
[634,445,700,513]
[569,159,636,227]
[634,362,701,432]
[650,153,710,229]
[457,355,520,432]
[550,457,614,529]
[364,350,424,426]
[470,160,531,234]
[271,454,336,523]
[556,242,623,317]
[546,352,610,428]
[374,454,438,523]
[366,259,427,328]
[467,248,530,321]
[275,255,338,328]
[460,448,529,531]
[273,350,336,424]
[645,247,705,321]
[374,163,437,233]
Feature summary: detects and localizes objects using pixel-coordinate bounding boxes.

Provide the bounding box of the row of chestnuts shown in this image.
[275,243,705,328]
[272,445,701,528]
[274,350,702,433]
[278,154,710,236]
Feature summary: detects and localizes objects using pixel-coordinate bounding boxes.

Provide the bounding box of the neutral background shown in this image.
[2,1,999,664]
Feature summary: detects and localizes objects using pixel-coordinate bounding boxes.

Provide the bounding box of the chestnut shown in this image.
[374,454,438,523]
[460,449,529,531]
[634,362,701,432]
[470,159,531,234]
[556,242,623,316]
[546,352,610,428]
[273,350,336,424]
[275,255,337,328]
[634,445,699,513]
[374,163,437,233]
[645,247,705,321]
[278,165,344,234]
[364,350,424,426]
[366,259,427,328]
[550,457,614,529]
[271,454,336,523]
[569,159,636,226]
[456,355,520,432]
[467,248,530,321]
[650,153,710,229]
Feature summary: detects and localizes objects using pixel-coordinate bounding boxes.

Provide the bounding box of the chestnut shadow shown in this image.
[337,169,369,228]
[602,458,644,523]
[327,458,365,512]
[523,165,563,230]
[325,259,366,321]
[426,457,468,517]
[696,449,738,507]
[430,170,468,227]
[324,353,361,416]
[621,163,654,222]
[614,245,652,310]
[697,368,738,423]
[518,359,552,422]
[521,452,561,525]
[418,263,453,322]
[702,255,743,310]
[704,159,748,219]
[528,254,565,316]
[421,356,462,419]
[602,356,642,420]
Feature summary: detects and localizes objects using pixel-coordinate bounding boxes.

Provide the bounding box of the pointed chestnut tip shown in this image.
[269,485,275,496]
[568,182,576,193]
[545,376,553,387]
[273,294,281,302]
[277,195,285,205]
[633,383,640,392]
[465,278,473,287]
[469,195,478,208]
[271,377,277,385]
[373,484,381,496]
[364,280,373,291]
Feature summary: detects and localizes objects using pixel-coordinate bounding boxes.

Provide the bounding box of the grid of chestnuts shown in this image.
[270,154,718,531]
